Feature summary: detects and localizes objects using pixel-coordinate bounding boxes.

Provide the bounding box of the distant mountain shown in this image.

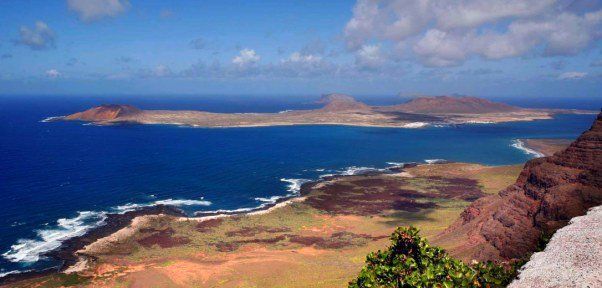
[436,112,602,261]
[317,93,371,112]
[65,104,141,121]
[381,96,520,114]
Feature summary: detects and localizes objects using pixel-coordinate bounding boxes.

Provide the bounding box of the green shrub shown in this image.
[349,227,517,288]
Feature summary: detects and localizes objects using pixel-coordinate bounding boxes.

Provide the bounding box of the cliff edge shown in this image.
[436,112,602,261]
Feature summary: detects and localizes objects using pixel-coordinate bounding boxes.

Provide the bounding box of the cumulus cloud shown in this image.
[15,21,55,50]
[344,0,602,67]
[355,44,385,70]
[558,71,587,80]
[45,69,61,78]
[67,0,130,22]
[232,49,260,66]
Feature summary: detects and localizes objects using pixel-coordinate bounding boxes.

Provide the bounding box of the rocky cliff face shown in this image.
[65,104,141,121]
[436,112,602,261]
[383,96,520,114]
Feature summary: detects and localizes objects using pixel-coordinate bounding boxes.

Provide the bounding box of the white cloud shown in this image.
[355,44,385,70]
[558,71,587,80]
[67,0,130,22]
[232,49,260,66]
[344,0,602,67]
[45,69,61,78]
[16,21,55,50]
[284,52,322,64]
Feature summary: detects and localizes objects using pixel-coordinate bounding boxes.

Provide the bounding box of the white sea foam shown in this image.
[254,195,284,204]
[340,166,383,175]
[511,139,545,158]
[40,116,65,123]
[2,196,214,264]
[115,198,212,213]
[278,110,293,114]
[2,211,107,263]
[401,122,429,128]
[0,269,30,278]
[255,178,311,204]
[424,159,447,164]
[465,120,495,124]
[280,178,311,193]
[386,162,405,167]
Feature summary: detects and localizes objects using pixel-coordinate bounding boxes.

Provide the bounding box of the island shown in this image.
[59,94,592,128]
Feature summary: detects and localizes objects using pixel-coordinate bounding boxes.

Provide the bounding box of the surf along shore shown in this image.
[0,135,571,287]
[2,159,541,288]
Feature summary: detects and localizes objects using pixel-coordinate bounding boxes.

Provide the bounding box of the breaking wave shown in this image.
[2,211,107,263]
[2,198,211,264]
[511,139,545,158]
[424,159,447,164]
[39,116,64,123]
[114,198,212,213]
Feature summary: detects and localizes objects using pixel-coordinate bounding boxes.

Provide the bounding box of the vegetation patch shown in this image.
[350,227,518,288]
[225,225,291,237]
[137,227,191,248]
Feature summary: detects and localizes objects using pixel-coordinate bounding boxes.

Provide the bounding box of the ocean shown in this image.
[0,95,598,276]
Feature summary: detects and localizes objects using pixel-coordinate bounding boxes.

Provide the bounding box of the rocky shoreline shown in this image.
[0,162,422,285]
[0,205,185,285]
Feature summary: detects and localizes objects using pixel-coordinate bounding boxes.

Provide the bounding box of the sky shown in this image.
[0,0,601,98]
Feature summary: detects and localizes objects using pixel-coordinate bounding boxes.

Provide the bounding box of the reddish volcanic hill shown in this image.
[317,93,371,112]
[436,112,602,262]
[384,96,520,114]
[65,104,141,121]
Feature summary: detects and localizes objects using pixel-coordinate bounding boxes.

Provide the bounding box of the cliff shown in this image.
[382,96,520,114]
[436,112,602,261]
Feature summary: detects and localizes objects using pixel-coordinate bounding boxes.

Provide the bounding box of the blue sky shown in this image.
[0,0,601,98]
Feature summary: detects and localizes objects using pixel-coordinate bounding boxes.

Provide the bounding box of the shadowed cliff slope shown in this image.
[436,111,602,261]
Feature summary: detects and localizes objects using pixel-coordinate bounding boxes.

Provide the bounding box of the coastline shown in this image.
[512,138,572,158]
[1,161,530,287]
[0,162,420,285]
[0,206,185,285]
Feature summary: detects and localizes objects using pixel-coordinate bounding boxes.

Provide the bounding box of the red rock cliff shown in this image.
[436,112,602,261]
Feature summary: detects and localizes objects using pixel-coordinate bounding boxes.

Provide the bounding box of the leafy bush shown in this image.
[349,227,517,288]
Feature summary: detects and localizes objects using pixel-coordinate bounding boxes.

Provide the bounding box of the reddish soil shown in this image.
[65,104,141,121]
[137,228,191,248]
[381,96,519,114]
[304,176,483,215]
[288,231,386,249]
[195,218,224,232]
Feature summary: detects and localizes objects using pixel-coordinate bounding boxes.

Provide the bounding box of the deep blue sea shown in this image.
[0,95,599,276]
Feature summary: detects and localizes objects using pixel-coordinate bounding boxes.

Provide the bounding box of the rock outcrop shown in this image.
[508,205,602,288]
[382,96,520,114]
[65,104,141,121]
[436,112,602,261]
